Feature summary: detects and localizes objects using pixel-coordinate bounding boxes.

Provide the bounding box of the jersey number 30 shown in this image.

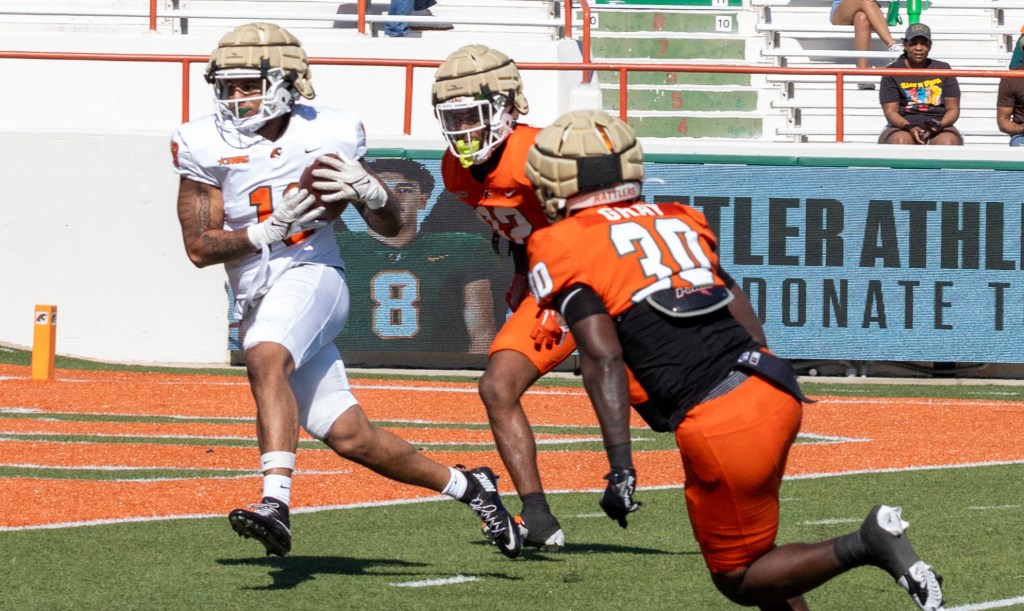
[530,218,714,300]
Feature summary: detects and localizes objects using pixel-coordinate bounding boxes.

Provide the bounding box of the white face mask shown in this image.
[212,67,296,133]
[434,95,515,168]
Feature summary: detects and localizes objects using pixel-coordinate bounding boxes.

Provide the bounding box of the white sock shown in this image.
[442,467,469,500]
[262,473,292,505]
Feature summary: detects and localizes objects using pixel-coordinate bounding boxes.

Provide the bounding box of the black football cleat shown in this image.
[860,505,945,611]
[519,507,565,551]
[461,466,522,559]
[228,497,292,557]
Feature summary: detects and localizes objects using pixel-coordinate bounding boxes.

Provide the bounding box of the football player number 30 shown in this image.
[530,219,714,300]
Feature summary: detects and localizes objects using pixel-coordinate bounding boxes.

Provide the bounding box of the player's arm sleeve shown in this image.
[553,283,609,326]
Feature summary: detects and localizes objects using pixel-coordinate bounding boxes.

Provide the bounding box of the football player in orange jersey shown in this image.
[172,23,521,559]
[524,109,945,611]
[431,45,653,551]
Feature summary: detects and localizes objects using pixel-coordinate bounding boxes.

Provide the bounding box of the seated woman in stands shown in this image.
[830,0,903,84]
[877,23,963,145]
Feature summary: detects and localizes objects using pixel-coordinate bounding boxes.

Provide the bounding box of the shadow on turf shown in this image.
[218,556,522,590]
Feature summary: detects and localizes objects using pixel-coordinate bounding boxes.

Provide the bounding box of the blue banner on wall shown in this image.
[229,155,1023,366]
[642,163,1023,362]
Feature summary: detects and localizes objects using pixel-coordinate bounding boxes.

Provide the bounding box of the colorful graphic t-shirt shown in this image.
[880,59,960,125]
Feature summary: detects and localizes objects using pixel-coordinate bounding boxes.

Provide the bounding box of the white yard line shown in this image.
[946,596,1024,610]
[389,575,480,588]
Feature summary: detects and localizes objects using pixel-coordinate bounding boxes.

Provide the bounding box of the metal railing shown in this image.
[0,1,591,55]
[1,49,1020,141]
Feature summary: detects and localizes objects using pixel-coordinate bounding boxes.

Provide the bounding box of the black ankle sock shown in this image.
[520,493,550,515]
[833,531,869,570]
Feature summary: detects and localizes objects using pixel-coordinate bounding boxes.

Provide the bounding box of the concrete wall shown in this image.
[0,31,592,141]
[0,30,593,364]
[0,130,228,364]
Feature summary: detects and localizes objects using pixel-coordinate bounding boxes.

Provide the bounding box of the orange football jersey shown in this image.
[441,125,550,244]
[528,201,730,316]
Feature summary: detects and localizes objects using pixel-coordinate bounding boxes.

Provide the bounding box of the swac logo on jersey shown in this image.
[270,147,282,158]
[218,155,250,166]
[170,141,180,169]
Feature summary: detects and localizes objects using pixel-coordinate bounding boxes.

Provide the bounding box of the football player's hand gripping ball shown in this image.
[599,468,641,528]
[312,153,388,210]
[246,187,326,248]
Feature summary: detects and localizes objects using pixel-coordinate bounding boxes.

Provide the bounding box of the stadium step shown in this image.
[601,87,758,112]
[600,70,751,87]
[590,10,739,33]
[584,4,763,139]
[628,114,762,138]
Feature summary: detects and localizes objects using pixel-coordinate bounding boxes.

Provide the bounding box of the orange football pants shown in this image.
[674,374,802,574]
[489,298,648,404]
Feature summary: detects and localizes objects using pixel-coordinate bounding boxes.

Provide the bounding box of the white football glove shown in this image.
[311,153,388,210]
[246,187,326,248]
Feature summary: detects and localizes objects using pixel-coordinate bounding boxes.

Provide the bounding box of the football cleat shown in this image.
[481,511,565,552]
[461,466,522,559]
[228,497,292,557]
[519,507,565,551]
[860,505,945,611]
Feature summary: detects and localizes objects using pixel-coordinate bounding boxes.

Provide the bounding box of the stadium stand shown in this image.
[1,0,1018,144]
[752,0,1022,142]
[0,0,561,39]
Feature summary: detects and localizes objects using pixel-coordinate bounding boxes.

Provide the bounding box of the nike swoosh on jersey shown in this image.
[305,146,322,154]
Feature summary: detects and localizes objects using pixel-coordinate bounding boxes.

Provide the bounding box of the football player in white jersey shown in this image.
[171,22,521,559]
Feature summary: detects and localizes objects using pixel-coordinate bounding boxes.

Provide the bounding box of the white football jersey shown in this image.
[171,104,365,315]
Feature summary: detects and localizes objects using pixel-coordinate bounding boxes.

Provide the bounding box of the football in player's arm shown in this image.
[524,109,945,611]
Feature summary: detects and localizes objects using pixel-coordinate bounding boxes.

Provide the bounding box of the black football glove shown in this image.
[599,468,641,528]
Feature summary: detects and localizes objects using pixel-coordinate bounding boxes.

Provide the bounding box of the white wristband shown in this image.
[247,223,271,248]
[363,175,389,210]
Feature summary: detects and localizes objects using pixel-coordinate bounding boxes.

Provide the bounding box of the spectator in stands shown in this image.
[878,23,963,145]
[1009,24,1024,70]
[830,0,903,88]
[997,60,1024,145]
[996,74,1024,146]
[385,0,451,37]
[338,0,451,37]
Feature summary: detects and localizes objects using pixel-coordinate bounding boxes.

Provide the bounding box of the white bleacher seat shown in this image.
[751,0,1017,143]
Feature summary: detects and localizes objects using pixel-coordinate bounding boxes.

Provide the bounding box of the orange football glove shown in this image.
[530,309,568,350]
